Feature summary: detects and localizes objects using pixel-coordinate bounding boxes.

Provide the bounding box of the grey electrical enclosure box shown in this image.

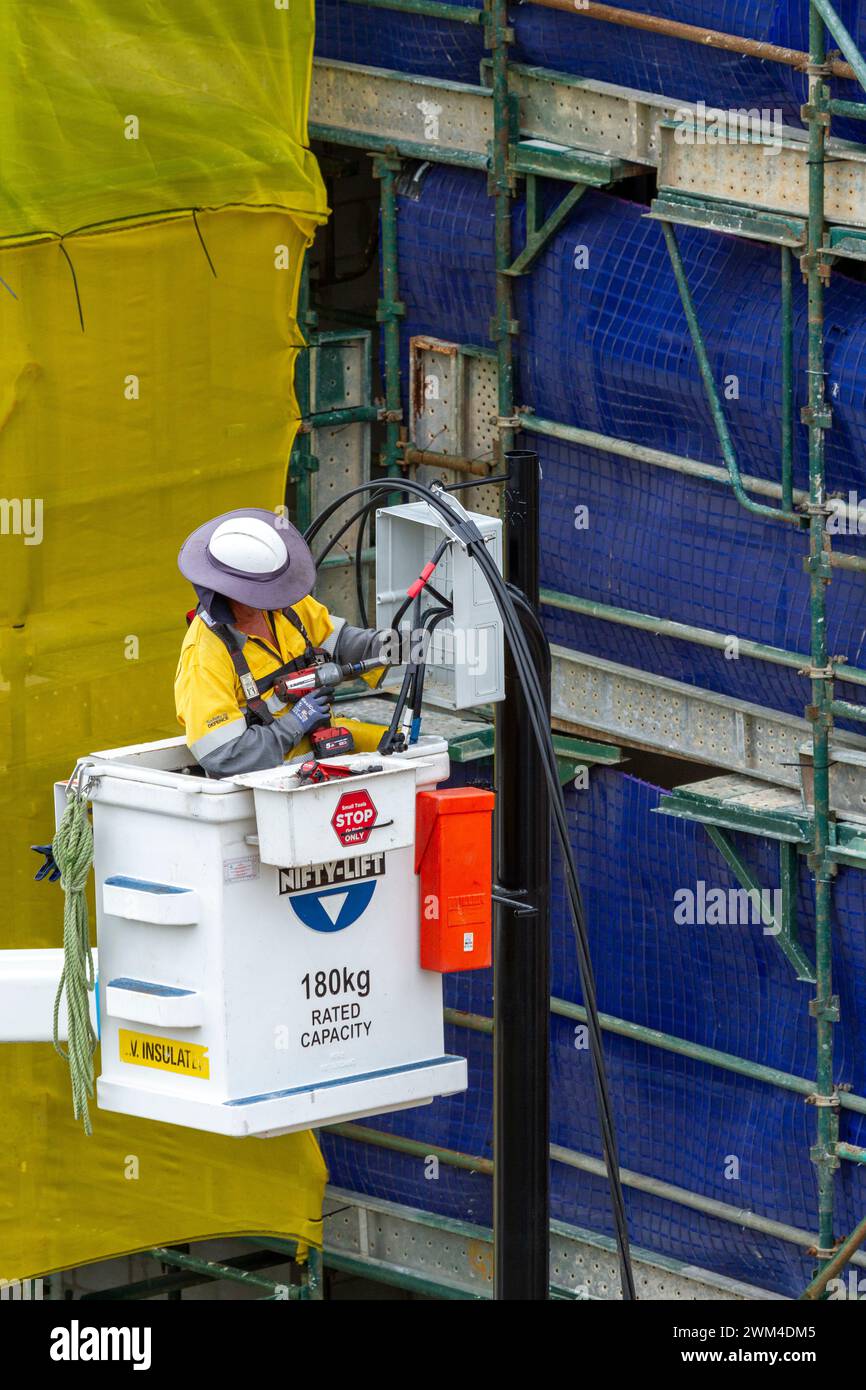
[375,498,505,710]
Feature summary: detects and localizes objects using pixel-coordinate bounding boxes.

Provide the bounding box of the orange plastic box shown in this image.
[414,787,495,972]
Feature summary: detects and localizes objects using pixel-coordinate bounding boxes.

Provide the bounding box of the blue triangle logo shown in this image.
[289,880,377,933]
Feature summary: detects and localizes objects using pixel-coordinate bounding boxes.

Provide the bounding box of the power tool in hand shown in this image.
[274,656,384,703]
[276,656,386,761]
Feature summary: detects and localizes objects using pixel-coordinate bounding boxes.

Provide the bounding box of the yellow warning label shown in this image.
[119,1029,210,1080]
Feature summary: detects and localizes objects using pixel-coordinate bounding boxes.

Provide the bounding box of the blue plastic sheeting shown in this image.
[315,0,485,85]
[322,765,866,1299]
[390,166,866,717]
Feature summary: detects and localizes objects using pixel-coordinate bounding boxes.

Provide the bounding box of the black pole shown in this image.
[493,448,551,1300]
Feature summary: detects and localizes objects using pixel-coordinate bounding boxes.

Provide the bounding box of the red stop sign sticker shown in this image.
[331,788,378,847]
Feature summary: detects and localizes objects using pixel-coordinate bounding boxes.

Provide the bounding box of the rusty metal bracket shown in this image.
[809,993,841,1023]
[807,1090,841,1108]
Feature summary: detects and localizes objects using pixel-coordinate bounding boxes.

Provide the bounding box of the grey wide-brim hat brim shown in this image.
[178,508,317,610]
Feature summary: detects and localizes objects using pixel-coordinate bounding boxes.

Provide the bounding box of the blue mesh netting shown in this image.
[322,765,866,1299]
[537,436,866,723]
[394,167,866,498]
[513,2,802,124]
[315,0,485,85]
[388,166,866,718]
[315,1,866,141]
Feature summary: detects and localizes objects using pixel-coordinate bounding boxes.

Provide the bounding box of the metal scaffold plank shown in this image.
[549,645,866,785]
[322,1188,783,1301]
[310,59,492,166]
[501,61,678,165]
[657,123,866,229]
[311,58,866,231]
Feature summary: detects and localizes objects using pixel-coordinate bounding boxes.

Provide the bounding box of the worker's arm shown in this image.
[195,693,331,778]
[177,649,331,778]
[323,617,393,665]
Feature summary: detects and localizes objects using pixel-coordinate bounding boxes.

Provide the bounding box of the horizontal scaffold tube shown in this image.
[527,1,857,81]
[522,414,866,570]
[444,1005,866,1117]
[345,0,483,20]
[800,1212,866,1299]
[335,0,858,81]
[540,587,866,690]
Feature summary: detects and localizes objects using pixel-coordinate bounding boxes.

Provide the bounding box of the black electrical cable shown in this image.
[384,598,452,749]
[411,605,452,722]
[313,493,386,569]
[486,579,634,1296]
[312,485,399,626]
[378,659,415,755]
[354,503,370,628]
[441,471,510,492]
[423,580,450,609]
[305,480,637,1299]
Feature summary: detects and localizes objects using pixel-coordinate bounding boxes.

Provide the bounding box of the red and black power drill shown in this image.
[274,657,384,762]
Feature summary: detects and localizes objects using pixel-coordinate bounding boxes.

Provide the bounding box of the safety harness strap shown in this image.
[196,606,319,728]
[249,607,321,690]
[215,623,277,728]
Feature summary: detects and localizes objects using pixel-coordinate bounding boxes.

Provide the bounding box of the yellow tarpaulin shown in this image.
[0,2,330,1283]
[0,0,325,240]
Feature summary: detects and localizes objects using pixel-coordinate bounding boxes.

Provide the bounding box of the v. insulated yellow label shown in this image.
[119,1030,210,1079]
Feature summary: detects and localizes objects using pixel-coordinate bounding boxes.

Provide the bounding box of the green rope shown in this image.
[52,775,97,1136]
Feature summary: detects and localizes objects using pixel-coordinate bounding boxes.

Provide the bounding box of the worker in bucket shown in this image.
[175,508,389,777]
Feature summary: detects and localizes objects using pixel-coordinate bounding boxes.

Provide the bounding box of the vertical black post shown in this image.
[493,448,551,1300]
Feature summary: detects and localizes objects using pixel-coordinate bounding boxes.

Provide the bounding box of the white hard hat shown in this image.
[207,517,289,576]
[179,507,316,608]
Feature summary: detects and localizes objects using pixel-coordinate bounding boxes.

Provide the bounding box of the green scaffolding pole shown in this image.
[373,153,404,480]
[660,218,800,525]
[289,255,319,532]
[805,1,841,1278]
[489,0,516,460]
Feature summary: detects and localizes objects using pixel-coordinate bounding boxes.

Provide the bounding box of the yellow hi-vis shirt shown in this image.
[175,599,385,764]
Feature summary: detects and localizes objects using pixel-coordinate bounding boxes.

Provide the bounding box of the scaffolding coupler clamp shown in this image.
[809,993,841,1024]
[801,497,834,518]
[489,313,520,339]
[380,407,403,424]
[800,102,831,127]
[800,403,833,430]
[809,1142,841,1176]
[371,151,402,177]
[798,662,836,680]
[806,1090,841,1109]
[376,296,405,323]
[807,1241,841,1261]
[289,449,319,479]
[799,250,832,287]
[495,415,522,431]
[802,554,833,583]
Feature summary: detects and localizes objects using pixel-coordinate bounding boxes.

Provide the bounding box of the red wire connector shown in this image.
[405,538,450,600]
[407,561,437,600]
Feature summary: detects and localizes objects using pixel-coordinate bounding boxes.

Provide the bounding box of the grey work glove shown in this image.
[281,688,334,742]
